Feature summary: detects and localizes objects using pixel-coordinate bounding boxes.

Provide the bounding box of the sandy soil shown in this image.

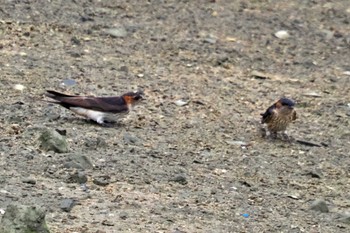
[1,0,350,232]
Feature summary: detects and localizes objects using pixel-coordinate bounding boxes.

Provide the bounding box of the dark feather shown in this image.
[46,90,128,113]
[261,104,276,124]
[279,98,295,107]
[46,90,77,98]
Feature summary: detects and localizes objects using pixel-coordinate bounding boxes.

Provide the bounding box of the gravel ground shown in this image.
[1,0,350,232]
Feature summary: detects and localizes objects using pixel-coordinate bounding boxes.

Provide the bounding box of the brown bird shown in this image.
[45,90,143,126]
[261,98,297,139]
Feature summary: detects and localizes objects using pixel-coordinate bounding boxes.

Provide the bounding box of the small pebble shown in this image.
[13,84,26,91]
[170,174,187,185]
[303,92,322,97]
[65,171,88,184]
[22,178,36,185]
[339,212,350,224]
[102,220,115,226]
[105,27,128,38]
[60,198,76,212]
[174,99,189,107]
[119,212,128,220]
[61,79,77,87]
[320,29,334,40]
[203,37,217,44]
[287,194,301,200]
[80,183,89,192]
[65,154,93,170]
[274,30,290,39]
[123,133,140,144]
[310,199,329,213]
[251,70,270,79]
[305,169,322,178]
[119,66,129,72]
[225,36,237,42]
[225,140,248,146]
[84,137,107,148]
[93,176,111,186]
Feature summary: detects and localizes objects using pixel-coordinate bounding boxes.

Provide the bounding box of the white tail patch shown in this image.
[70,107,106,124]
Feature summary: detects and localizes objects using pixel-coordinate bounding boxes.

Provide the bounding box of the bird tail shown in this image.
[46,90,76,100]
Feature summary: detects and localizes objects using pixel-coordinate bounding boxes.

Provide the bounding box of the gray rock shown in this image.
[7,115,25,123]
[170,174,188,185]
[84,137,107,148]
[80,183,89,192]
[310,199,329,213]
[119,65,129,72]
[172,229,187,233]
[305,169,323,178]
[203,37,217,44]
[22,177,36,185]
[65,171,88,184]
[119,211,128,220]
[60,198,76,212]
[338,212,350,224]
[102,219,115,226]
[64,154,93,170]
[39,128,68,153]
[0,204,50,233]
[105,27,128,38]
[123,133,141,145]
[93,175,111,186]
[45,111,61,122]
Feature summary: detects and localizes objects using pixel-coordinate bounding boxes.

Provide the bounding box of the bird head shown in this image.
[275,98,295,113]
[122,91,144,106]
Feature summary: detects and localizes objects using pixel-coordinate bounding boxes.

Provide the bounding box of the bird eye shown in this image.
[134,95,142,100]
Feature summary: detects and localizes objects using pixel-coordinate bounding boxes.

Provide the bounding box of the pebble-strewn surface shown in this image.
[1,1,350,232]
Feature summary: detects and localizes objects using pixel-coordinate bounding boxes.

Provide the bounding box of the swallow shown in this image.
[45,90,143,126]
[260,98,297,140]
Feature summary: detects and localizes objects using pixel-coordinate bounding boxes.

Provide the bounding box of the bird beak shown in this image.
[139,95,145,101]
[136,90,145,100]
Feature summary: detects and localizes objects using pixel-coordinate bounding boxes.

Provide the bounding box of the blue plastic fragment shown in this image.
[61,79,77,87]
[242,213,249,218]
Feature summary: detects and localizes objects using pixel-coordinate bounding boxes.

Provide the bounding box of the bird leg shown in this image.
[269,131,278,139]
[100,118,118,128]
[281,131,295,142]
[84,118,116,128]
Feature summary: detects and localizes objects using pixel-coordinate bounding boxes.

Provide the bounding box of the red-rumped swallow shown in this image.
[260,98,297,139]
[45,90,143,126]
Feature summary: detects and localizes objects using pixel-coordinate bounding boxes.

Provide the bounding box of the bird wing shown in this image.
[261,105,275,124]
[46,90,78,98]
[46,91,128,113]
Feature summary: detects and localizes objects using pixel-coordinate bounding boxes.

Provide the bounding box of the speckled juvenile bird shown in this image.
[45,90,143,126]
[260,98,297,139]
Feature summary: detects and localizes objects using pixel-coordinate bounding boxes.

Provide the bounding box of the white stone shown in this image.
[13,84,26,91]
[275,30,290,39]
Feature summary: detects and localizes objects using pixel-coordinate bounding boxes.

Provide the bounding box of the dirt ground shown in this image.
[1,0,350,232]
